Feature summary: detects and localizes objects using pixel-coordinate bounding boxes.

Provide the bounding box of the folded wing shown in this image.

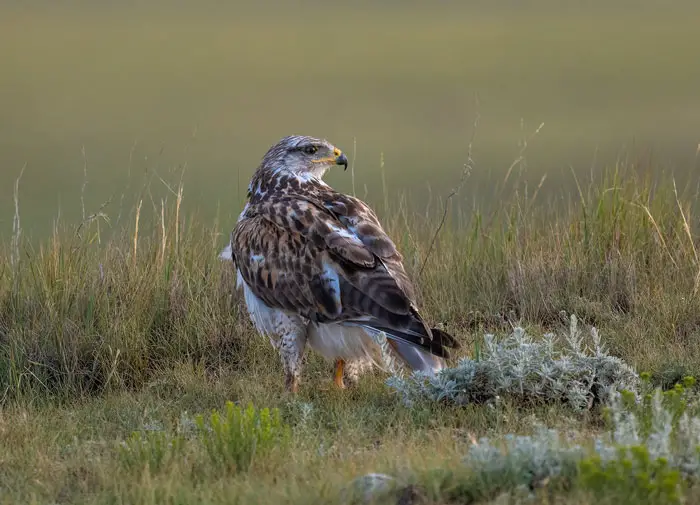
[232,188,459,366]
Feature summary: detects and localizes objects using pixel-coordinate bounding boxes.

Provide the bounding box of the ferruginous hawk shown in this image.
[220,135,459,392]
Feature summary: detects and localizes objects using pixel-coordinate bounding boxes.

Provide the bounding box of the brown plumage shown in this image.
[221,135,459,392]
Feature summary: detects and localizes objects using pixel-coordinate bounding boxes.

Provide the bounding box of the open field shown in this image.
[3,159,700,503]
[4,1,700,503]
[2,1,700,237]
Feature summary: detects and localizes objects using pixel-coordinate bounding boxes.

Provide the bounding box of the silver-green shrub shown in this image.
[387,315,639,410]
[449,376,700,502]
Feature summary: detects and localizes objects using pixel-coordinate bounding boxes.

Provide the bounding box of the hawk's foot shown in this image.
[334,359,346,389]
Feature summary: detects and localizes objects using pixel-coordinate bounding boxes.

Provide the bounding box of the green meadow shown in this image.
[3,2,700,504]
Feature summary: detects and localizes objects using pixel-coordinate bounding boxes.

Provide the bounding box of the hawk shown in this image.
[221,135,459,392]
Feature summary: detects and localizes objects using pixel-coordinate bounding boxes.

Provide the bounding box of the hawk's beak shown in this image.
[334,148,348,171]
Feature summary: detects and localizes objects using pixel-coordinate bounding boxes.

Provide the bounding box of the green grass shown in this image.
[3,151,700,503]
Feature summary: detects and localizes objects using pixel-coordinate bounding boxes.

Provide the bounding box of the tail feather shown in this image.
[387,339,447,375]
[368,324,459,359]
[345,320,460,374]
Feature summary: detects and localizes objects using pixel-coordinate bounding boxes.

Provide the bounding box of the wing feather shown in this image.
[232,186,459,360]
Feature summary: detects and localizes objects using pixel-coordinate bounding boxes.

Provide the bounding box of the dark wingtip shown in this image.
[367,323,460,361]
[430,327,461,349]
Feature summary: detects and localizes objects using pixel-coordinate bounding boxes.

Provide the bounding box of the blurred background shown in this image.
[1,0,699,238]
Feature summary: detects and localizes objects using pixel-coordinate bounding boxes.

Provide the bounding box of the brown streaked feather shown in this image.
[233,211,410,324]
[260,195,376,268]
[277,182,419,303]
[233,175,459,359]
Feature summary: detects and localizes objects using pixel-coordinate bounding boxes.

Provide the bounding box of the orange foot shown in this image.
[334,359,346,389]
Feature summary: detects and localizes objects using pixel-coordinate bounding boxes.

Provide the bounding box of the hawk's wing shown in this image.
[231,190,458,359]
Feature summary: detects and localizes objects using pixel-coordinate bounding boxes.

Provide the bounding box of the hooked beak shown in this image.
[334,148,348,171]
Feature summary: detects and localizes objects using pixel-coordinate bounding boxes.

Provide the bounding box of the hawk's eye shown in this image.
[302,145,318,155]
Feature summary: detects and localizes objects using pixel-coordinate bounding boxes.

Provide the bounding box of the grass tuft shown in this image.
[118,429,186,475]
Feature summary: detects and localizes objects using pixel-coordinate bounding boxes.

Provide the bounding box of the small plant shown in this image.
[579,376,700,504]
[579,448,683,505]
[194,401,289,473]
[462,426,584,495]
[118,429,185,474]
[437,376,700,503]
[595,375,700,478]
[608,374,698,442]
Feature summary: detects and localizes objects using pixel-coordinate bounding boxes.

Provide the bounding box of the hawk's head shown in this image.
[259,135,348,180]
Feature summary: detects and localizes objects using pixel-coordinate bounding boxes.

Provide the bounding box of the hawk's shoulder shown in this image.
[301,182,401,262]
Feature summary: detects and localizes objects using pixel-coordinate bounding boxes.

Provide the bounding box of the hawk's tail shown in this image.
[352,322,460,375]
[386,339,448,374]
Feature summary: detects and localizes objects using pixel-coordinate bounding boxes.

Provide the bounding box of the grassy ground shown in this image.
[3,158,700,503]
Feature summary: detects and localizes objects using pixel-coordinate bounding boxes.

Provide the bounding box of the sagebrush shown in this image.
[388,315,640,410]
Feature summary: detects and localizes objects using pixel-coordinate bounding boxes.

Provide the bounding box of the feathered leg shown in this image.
[331,359,373,389]
[343,359,373,387]
[238,274,309,392]
[279,328,307,393]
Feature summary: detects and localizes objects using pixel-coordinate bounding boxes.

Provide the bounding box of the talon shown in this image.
[334,359,346,389]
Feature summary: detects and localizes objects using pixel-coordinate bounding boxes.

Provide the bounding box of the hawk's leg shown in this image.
[272,314,307,393]
[334,359,346,389]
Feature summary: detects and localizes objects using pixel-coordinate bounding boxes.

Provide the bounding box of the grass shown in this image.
[3,151,700,503]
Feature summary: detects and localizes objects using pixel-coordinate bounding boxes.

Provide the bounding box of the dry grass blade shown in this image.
[673,178,698,265]
[133,198,142,267]
[418,113,478,277]
[11,163,27,275]
[633,201,678,269]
